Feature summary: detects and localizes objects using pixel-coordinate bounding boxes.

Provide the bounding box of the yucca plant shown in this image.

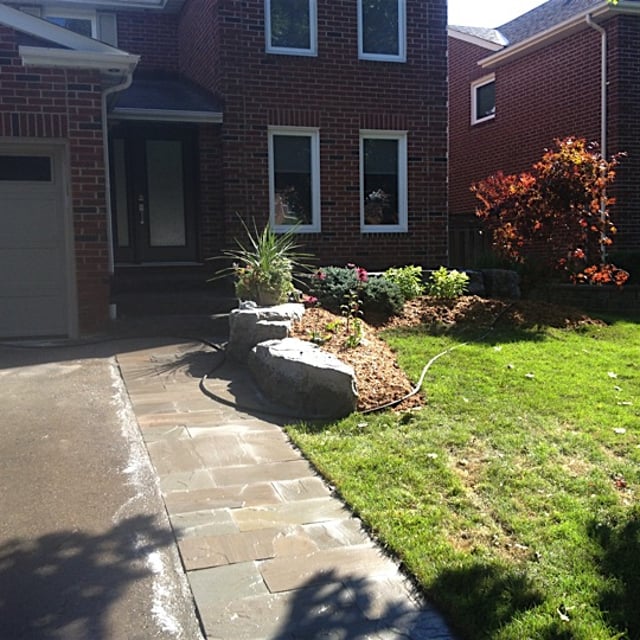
[211,218,314,306]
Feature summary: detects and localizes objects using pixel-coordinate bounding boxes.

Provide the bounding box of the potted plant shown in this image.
[212,219,313,306]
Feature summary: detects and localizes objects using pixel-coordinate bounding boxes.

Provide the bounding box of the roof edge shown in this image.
[447,27,506,52]
[110,107,223,123]
[479,2,612,69]
[19,45,139,72]
[0,2,127,53]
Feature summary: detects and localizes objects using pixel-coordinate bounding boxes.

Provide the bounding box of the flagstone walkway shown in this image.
[117,339,457,639]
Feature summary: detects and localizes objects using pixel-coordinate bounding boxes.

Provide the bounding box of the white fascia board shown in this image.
[19,45,139,71]
[0,2,126,52]
[478,2,611,69]
[447,28,505,52]
[19,0,184,10]
[111,107,223,123]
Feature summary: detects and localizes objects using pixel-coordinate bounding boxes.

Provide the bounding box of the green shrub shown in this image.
[308,266,362,314]
[308,264,404,319]
[361,277,405,318]
[427,266,469,299]
[383,265,425,300]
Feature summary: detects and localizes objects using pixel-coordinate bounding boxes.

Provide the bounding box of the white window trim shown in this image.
[268,126,321,234]
[360,130,408,233]
[42,7,98,38]
[358,0,406,63]
[265,0,317,57]
[471,74,496,125]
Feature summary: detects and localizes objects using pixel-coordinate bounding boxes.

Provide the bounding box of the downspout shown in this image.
[585,13,608,263]
[102,71,133,276]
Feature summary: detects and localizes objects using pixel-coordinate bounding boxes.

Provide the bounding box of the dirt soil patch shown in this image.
[289,296,603,413]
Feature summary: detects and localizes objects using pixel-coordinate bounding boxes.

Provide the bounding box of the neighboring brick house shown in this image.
[0,0,448,338]
[448,0,640,267]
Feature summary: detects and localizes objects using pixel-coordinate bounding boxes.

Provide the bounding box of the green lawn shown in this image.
[286,316,640,640]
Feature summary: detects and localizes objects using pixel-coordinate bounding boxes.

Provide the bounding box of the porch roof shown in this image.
[110,72,223,124]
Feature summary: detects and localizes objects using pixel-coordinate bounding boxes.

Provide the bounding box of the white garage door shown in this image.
[0,144,75,338]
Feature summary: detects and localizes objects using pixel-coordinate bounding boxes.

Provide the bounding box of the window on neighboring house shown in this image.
[360,131,407,232]
[265,0,317,56]
[358,0,406,62]
[269,127,321,233]
[20,6,117,45]
[472,75,496,124]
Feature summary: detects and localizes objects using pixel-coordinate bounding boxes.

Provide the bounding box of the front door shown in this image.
[110,125,198,263]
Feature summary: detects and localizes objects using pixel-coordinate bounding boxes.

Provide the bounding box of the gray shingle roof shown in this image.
[448,25,508,46]
[113,72,222,116]
[497,0,605,45]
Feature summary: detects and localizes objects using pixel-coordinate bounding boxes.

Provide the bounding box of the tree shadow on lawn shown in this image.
[430,560,544,639]
[588,509,640,640]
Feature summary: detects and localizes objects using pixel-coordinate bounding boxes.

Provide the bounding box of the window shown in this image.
[20,6,117,45]
[265,0,317,56]
[0,155,51,182]
[269,128,321,233]
[43,8,96,38]
[358,0,406,62]
[360,131,407,232]
[472,75,496,124]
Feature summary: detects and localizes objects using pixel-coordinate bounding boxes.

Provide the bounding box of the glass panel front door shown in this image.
[110,125,197,263]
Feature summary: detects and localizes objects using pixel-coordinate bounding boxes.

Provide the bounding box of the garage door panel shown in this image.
[0,294,67,337]
[1,195,62,248]
[0,146,71,338]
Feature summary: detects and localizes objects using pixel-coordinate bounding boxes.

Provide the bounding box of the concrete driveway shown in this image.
[0,338,204,640]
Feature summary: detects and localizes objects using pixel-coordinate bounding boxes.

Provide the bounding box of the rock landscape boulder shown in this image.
[227,302,305,361]
[248,338,358,419]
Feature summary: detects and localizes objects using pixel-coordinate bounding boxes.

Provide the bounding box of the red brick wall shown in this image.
[0,25,109,333]
[609,15,640,253]
[178,0,449,270]
[449,15,640,264]
[116,10,179,72]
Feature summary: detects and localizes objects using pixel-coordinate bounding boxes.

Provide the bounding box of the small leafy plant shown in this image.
[210,218,313,306]
[340,289,364,348]
[383,265,425,300]
[426,266,469,299]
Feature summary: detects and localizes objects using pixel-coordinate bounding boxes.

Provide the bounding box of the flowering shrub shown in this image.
[309,264,404,319]
[473,137,629,287]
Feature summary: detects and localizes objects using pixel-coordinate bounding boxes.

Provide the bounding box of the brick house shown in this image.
[448,0,640,267]
[0,0,448,338]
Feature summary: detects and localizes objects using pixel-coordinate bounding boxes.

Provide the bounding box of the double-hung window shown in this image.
[360,131,407,232]
[269,127,321,233]
[471,75,496,124]
[358,0,406,62]
[265,0,317,56]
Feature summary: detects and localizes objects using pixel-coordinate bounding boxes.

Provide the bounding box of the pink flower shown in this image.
[315,270,326,281]
[356,267,368,282]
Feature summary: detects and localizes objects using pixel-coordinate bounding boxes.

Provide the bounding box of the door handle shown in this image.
[137,194,145,225]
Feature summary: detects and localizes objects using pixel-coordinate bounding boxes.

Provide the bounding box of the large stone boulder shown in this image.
[227,302,305,361]
[248,338,358,419]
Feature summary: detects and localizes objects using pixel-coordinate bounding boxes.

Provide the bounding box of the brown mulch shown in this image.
[289,296,604,413]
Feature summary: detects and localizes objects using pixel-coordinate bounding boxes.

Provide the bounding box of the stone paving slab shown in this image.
[116,340,457,640]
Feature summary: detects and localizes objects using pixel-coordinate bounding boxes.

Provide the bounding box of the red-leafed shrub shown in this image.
[472,137,629,287]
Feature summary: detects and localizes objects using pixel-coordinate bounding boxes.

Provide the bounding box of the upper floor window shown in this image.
[269,127,321,233]
[472,75,496,125]
[265,0,317,56]
[360,130,408,233]
[44,9,96,38]
[20,5,117,45]
[358,0,406,62]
